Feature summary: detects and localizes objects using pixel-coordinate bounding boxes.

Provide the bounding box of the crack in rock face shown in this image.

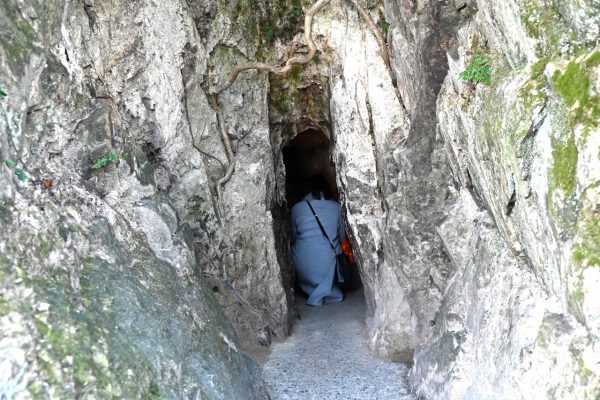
[1,0,599,398]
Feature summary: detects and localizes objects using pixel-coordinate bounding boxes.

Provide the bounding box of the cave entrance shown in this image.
[282,128,339,206]
[281,128,362,298]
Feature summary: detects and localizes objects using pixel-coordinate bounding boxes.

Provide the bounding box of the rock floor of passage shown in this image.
[262,290,416,400]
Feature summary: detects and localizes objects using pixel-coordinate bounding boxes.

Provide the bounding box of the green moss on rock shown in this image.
[531,57,549,81]
[573,212,600,268]
[261,0,305,45]
[551,53,600,129]
[1,208,267,399]
[585,51,600,68]
[522,1,564,55]
[546,118,580,232]
[0,298,10,316]
[230,0,306,52]
[568,278,585,318]
[517,58,550,113]
[0,11,40,63]
[550,133,578,195]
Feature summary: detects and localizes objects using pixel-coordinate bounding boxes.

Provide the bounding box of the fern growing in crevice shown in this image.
[91,151,128,170]
[460,54,493,85]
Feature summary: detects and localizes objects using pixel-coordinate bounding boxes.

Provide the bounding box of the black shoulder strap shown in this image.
[305,201,336,253]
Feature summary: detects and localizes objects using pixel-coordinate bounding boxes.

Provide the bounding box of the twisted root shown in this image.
[214,0,390,200]
[210,94,236,200]
[345,0,390,68]
[219,0,332,93]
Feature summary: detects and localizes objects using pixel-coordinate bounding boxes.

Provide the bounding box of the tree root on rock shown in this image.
[210,94,236,200]
[212,0,390,200]
[219,0,332,93]
[345,0,390,69]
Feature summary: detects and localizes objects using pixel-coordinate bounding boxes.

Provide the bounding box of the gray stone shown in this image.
[0,0,281,397]
[382,0,600,398]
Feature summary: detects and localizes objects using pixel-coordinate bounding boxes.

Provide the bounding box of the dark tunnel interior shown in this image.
[282,129,338,207]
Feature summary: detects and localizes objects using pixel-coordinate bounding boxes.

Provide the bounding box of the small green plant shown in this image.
[4,159,28,181]
[91,151,128,170]
[0,88,7,97]
[265,26,274,41]
[14,168,27,181]
[379,20,390,34]
[273,101,290,113]
[460,54,493,85]
[148,381,160,399]
[290,4,302,18]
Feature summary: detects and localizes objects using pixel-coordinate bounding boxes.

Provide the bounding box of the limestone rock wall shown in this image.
[310,1,412,362]
[312,0,462,365]
[381,0,600,398]
[0,0,291,396]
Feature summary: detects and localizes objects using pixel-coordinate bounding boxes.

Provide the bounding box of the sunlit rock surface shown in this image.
[0,0,279,397]
[381,0,600,398]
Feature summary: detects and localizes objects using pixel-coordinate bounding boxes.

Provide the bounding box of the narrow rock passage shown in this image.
[263,291,416,400]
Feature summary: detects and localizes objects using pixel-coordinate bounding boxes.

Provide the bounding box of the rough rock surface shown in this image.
[314,1,413,362]
[0,0,289,397]
[381,0,600,398]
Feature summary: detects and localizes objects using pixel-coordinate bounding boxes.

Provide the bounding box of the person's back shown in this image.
[291,198,344,254]
[290,176,345,306]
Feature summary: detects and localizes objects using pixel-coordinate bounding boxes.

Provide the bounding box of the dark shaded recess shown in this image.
[282,129,338,207]
[270,200,298,334]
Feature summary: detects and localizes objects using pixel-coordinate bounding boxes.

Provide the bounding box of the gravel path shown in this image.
[263,290,417,400]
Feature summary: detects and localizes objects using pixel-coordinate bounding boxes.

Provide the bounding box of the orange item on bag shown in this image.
[341,239,355,265]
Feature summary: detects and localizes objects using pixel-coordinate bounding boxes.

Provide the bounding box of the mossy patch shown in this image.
[38,235,50,257]
[23,270,124,397]
[535,321,550,348]
[517,56,551,114]
[8,19,39,58]
[148,380,161,399]
[512,59,551,147]
[522,1,565,56]
[550,133,578,195]
[232,0,307,53]
[585,51,600,67]
[569,348,598,391]
[0,298,10,316]
[546,123,579,232]
[551,52,600,129]
[573,211,600,268]
[0,10,40,66]
[567,276,585,321]
[266,0,306,43]
[289,63,304,83]
[531,57,549,81]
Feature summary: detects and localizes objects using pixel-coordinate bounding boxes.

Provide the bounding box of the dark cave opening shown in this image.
[282,129,339,207]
